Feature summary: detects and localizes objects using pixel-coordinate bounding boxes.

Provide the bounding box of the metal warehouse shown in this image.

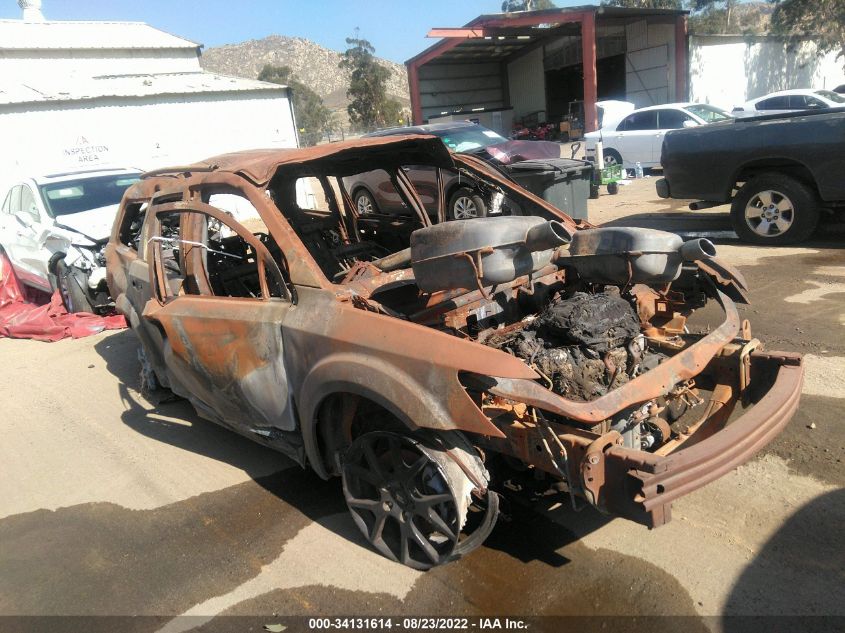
[0,1,298,191]
[406,5,688,134]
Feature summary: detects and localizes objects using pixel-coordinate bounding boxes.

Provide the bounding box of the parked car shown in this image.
[345,121,562,219]
[584,103,733,169]
[106,135,802,569]
[0,168,140,312]
[657,109,845,244]
[733,88,845,115]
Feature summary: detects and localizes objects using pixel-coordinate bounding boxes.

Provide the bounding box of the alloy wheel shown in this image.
[356,193,375,215]
[745,190,794,237]
[452,196,479,219]
[342,432,463,569]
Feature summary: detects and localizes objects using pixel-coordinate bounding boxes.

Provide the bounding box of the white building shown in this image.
[689,34,845,111]
[0,0,297,192]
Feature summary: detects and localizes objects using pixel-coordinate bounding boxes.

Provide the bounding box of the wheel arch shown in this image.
[444,180,471,203]
[729,158,819,199]
[349,183,374,201]
[300,381,421,480]
[297,352,493,479]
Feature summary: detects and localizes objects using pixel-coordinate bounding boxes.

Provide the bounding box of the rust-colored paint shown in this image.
[165,136,456,188]
[106,137,803,532]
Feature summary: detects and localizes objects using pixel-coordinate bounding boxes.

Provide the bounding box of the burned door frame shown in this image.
[142,198,298,434]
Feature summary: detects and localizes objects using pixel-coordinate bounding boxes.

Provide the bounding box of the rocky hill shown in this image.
[200,35,410,115]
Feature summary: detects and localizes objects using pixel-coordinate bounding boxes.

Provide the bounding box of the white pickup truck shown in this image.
[0,167,140,312]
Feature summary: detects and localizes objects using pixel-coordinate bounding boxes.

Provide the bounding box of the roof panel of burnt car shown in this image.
[142,135,456,185]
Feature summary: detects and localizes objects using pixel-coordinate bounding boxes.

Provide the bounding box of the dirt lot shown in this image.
[1,177,843,632]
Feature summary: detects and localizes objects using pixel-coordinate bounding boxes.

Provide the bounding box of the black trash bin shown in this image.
[505,158,593,221]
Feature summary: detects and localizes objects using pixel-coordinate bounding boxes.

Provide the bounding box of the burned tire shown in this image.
[353,188,379,215]
[730,173,820,245]
[448,187,487,220]
[341,431,498,569]
[55,259,94,314]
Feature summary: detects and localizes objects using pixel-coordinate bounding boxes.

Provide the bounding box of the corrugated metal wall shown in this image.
[625,20,675,107]
[0,48,198,81]
[507,47,545,120]
[417,62,505,122]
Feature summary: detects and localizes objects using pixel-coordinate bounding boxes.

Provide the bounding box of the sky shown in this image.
[0,0,589,63]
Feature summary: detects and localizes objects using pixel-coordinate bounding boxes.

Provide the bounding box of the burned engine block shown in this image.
[483,290,664,403]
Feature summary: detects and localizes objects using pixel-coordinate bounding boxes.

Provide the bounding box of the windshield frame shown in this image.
[684,104,733,122]
[429,125,508,153]
[38,173,141,218]
[815,90,845,104]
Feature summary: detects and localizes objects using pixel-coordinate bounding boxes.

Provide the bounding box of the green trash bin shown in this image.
[505,158,593,221]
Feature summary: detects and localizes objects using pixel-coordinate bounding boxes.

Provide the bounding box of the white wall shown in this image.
[689,35,845,110]
[507,46,545,120]
[0,91,297,194]
[0,47,200,80]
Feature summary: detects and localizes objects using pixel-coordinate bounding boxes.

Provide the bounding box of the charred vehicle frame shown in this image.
[106,136,803,569]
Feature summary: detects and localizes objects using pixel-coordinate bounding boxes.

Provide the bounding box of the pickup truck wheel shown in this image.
[55,259,95,314]
[449,188,487,220]
[731,174,820,245]
[341,431,497,569]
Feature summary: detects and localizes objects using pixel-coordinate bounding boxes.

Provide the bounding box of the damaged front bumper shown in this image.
[472,289,803,528]
[587,350,803,526]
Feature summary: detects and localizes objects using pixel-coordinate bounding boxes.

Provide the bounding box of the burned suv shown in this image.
[106,136,803,569]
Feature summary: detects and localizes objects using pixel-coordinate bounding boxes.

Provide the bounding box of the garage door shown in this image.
[626,44,669,108]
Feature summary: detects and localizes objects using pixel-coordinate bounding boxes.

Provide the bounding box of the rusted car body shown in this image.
[106,136,802,569]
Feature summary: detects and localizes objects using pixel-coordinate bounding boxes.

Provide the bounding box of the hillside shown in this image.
[200,35,410,117]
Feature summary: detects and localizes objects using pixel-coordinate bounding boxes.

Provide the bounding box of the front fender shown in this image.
[298,351,503,478]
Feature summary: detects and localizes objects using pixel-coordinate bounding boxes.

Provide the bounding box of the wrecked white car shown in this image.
[0,168,140,313]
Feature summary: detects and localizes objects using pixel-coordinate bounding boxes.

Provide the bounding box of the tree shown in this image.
[688,0,736,33]
[769,0,845,68]
[258,64,332,147]
[501,0,556,11]
[604,0,771,34]
[338,35,403,131]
